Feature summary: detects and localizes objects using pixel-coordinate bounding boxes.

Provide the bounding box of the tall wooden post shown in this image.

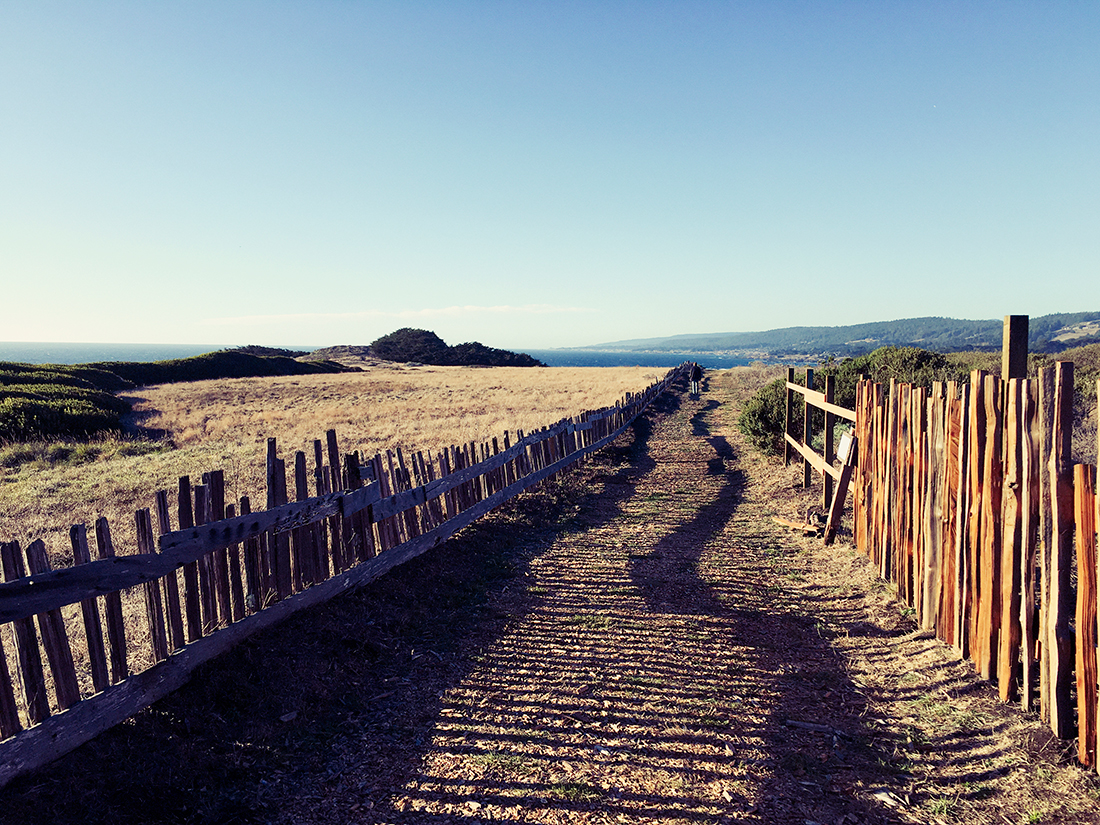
[823,375,835,508]
[784,367,795,466]
[1048,362,1075,739]
[803,368,814,488]
[1002,315,1029,380]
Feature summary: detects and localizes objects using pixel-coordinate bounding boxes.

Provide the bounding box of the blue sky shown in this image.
[2,1,1097,350]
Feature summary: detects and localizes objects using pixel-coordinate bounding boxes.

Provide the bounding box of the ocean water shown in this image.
[0,342,747,370]
[0,342,230,365]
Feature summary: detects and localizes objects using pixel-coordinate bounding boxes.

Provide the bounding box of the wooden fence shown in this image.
[850,365,1099,771]
[0,364,689,787]
[783,367,858,543]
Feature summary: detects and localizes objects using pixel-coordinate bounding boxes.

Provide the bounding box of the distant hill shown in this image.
[585,313,1100,358]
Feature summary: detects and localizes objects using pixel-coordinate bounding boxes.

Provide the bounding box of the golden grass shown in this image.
[0,365,666,568]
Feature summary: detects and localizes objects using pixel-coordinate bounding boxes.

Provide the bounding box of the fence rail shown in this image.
[0,364,688,787]
[850,366,1099,772]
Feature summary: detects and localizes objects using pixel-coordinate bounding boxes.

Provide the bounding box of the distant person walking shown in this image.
[689,362,703,395]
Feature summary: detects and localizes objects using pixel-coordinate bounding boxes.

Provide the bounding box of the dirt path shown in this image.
[2,372,1097,824]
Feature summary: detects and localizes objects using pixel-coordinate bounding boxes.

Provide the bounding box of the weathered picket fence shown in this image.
[0,364,688,787]
[850,364,1099,770]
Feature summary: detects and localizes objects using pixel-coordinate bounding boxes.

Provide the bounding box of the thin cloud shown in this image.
[201,305,595,327]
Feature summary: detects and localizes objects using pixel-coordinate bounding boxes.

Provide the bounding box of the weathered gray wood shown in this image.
[192,484,217,631]
[94,519,128,683]
[0,631,21,738]
[24,539,81,710]
[206,471,232,628]
[224,504,245,622]
[177,477,202,643]
[134,510,169,663]
[1048,362,1075,739]
[2,541,49,723]
[154,491,186,651]
[70,524,109,694]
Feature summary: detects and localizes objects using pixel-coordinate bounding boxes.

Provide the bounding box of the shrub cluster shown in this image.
[369,328,545,367]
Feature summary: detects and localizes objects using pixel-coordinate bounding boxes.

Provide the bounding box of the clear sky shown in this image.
[2,1,1097,350]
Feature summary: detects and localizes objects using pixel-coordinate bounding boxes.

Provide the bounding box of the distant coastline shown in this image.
[0,342,750,371]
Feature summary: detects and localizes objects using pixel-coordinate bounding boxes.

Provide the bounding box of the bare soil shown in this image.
[1,371,1098,824]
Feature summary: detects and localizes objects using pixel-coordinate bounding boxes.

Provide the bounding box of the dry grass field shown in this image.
[0,365,666,569]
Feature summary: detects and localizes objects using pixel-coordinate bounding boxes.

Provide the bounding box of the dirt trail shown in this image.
[2,372,1097,825]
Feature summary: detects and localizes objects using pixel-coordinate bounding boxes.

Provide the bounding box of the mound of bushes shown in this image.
[369,328,545,367]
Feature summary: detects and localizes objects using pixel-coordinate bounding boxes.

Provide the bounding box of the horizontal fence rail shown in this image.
[0,364,689,787]
[850,366,1099,773]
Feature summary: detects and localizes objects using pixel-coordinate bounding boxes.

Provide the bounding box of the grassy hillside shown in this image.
[591,312,1100,357]
[0,351,350,443]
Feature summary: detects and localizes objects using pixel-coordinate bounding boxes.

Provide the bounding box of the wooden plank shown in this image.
[999,378,1025,701]
[938,383,961,646]
[154,491,186,651]
[292,451,313,588]
[1,542,49,724]
[134,510,169,663]
[177,477,202,643]
[0,631,21,739]
[824,437,857,545]
[1020,379,1041,713]
[1074,463,1097,767]
[224,504,245,622]
[922,384,945,633]
[954,382,972,658]
[240,496,261,612]
[206,471,232,627]
[966,371,987,665]
[272,457,292,600]
[70,524,109,694]
[1038,366,1056,722]
[23,540,81,710]
[1048,362,1075,739]
[93,519,128,684]
[785,381,858,421]
[192,484,217,631]
[977,374,1003,681]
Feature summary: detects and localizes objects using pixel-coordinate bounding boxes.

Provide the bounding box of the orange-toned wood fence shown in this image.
[0,364,689,788]
[850,365,1098,771]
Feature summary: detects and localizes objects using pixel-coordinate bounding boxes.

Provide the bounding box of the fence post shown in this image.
[1074,463,1097,768]
[803,368,814,488]
[784,367,795,466]
[1048,362,1075,739]
[1002,315,1029,381]
[823,375,835,509]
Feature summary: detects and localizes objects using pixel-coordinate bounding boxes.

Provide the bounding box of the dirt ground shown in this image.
[2,371,1098,824]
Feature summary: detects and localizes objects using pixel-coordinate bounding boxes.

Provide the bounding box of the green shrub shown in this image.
[737,378,792,456]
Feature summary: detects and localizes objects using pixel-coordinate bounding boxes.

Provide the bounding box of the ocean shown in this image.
[0,343,748,371]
